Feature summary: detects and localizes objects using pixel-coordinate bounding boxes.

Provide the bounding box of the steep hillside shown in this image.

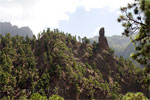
[0,28,148,100]
[0,22,33,37]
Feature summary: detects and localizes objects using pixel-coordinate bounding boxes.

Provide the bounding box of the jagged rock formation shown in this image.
[98,27,109,51]
[0,22,33,37]
[90,35,132,58]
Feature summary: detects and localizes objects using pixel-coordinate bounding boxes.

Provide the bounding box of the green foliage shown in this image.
[19,96,28,100]
[122,92,148,100]
[82,37,90,44]
[118,0,150,68]
[118,1,150,97]
[30,93,48,100]
[92,41,98,53]
[109,48,115,56]
[0,96,14,100]
[49,94,64,100]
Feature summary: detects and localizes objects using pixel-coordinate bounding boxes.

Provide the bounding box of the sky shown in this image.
[0,0,134,38]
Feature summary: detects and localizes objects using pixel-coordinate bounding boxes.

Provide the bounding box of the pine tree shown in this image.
[118,0,150,68]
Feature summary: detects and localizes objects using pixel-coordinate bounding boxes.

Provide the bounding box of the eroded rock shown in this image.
[98,27,109,51]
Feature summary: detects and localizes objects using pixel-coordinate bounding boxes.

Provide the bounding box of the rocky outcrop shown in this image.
[98,27,109,51]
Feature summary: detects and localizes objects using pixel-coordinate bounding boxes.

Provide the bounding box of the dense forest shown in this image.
[0,28,149,100]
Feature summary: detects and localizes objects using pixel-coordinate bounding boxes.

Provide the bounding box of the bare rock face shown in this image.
[98,27,109,51]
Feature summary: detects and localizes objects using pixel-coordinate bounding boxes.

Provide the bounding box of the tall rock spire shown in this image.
[98,27,109,51]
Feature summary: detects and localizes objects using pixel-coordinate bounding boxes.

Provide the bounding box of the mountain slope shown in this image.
[0,29,147,99]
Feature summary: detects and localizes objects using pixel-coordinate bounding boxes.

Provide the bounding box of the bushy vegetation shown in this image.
[122,92,148,100]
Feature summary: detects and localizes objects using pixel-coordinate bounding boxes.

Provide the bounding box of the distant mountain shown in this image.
[122,43,135,58]
[0,22,33,37]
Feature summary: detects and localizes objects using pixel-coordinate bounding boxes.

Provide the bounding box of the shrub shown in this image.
[49,94,64,100]
[30,93,48,100]
[122,92,148,100]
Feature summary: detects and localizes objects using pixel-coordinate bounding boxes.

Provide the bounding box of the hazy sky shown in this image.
[0,0,134,38]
